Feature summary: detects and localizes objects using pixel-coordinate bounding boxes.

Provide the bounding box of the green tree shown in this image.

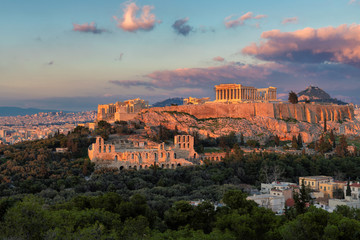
[1,196,50,240]
[222,190,256,212]
[292,135,299,149]
[191,201,216,233]
[288,91,298,104]
[293,180,311,215]
[336,135,348,157]
[274,135,280,147]
[297,133,303,148]
[329,129,336,148]
[346,180,352,197]
[164,201,195,230]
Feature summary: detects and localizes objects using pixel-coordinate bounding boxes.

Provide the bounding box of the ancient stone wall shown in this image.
[144,102,354,123]
[88,136,197,170]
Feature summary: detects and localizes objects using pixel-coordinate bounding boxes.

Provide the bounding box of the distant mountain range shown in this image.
[298,86,347,105]
[152,98,184,107]
[0,107,70,117]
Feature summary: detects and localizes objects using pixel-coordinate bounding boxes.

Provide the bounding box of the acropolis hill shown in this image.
[96,84,359,144]
[147,102,354,124]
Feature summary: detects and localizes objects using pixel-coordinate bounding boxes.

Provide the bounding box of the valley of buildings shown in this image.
[249,175,360,214]
[0,111,96,144]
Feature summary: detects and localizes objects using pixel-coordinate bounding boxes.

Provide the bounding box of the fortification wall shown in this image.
[145,103,354,123]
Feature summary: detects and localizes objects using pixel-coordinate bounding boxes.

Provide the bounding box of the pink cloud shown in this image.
[213,56,225,62]
[109,59,360,104]
[224,12,267,28]
[72,22,107,34]
[282,17,298,25]
[113,2,160,32]
[242,24,360,67]
[146,62,274,89]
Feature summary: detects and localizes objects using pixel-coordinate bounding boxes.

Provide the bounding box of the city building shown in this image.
[247,194,285,213]
[261,181,297,194]
[299,176,333,191]
[329,198,360,209]
[344,183,360,200]
[214,84,277,102]
[319,181,346,199]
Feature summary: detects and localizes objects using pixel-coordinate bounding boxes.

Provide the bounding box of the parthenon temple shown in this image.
[215,84,277,102]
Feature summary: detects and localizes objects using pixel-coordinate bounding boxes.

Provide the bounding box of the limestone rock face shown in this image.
[145,102,354,124]
[137,110,360,144]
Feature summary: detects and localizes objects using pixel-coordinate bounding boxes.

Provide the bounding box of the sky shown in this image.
[1,0,360,111]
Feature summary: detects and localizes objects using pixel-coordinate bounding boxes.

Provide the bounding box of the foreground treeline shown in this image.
[1,190,360,240]
[1,127,360,239]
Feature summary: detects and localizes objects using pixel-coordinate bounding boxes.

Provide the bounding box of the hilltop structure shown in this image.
[97,98,148,123]
[183,97,210,105]
[215,84,277,102]
[88,135,198,170]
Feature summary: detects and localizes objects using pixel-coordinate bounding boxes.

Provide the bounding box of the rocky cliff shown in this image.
[137,110,360,144]
[136,102,358,144]
[145,102,354,124]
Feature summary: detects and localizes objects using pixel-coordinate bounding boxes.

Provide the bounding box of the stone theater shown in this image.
[88,135,198,170]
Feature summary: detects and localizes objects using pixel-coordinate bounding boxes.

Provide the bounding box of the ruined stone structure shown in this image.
[183,97,210,105]
[215,84,277,102]
[146,102,354,124]
[97,98,149,123]
[88,135,198,170]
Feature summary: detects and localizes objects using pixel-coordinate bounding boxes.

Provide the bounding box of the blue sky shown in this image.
[1,0,360,111]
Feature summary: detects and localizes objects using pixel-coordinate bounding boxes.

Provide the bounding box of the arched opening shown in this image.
[108,146,111,153]
[216,157,219,161]
[133,165,137,170]
[154,153,158,162]
[145,165,148,169]
[183,143,185,148]
[145,153,148,159]
[187,143,190,148]
[183,136,185,142]
[131,154,134,159]
[177,163,181,167]
[178,136,181,142]
[128,166,132,169]
[99,146,101,153]
[161,164,165,168]
[161,152,163,158]
[194,153,196,159]
[115,155,118,162]
[139,165,143,169]
[166,164,169,169]
[171,164,175,169]
[187,136,189,141]
[174,153,177,159]
[120,166,124,171]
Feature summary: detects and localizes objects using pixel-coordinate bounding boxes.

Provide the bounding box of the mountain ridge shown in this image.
[298,86,347,105]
